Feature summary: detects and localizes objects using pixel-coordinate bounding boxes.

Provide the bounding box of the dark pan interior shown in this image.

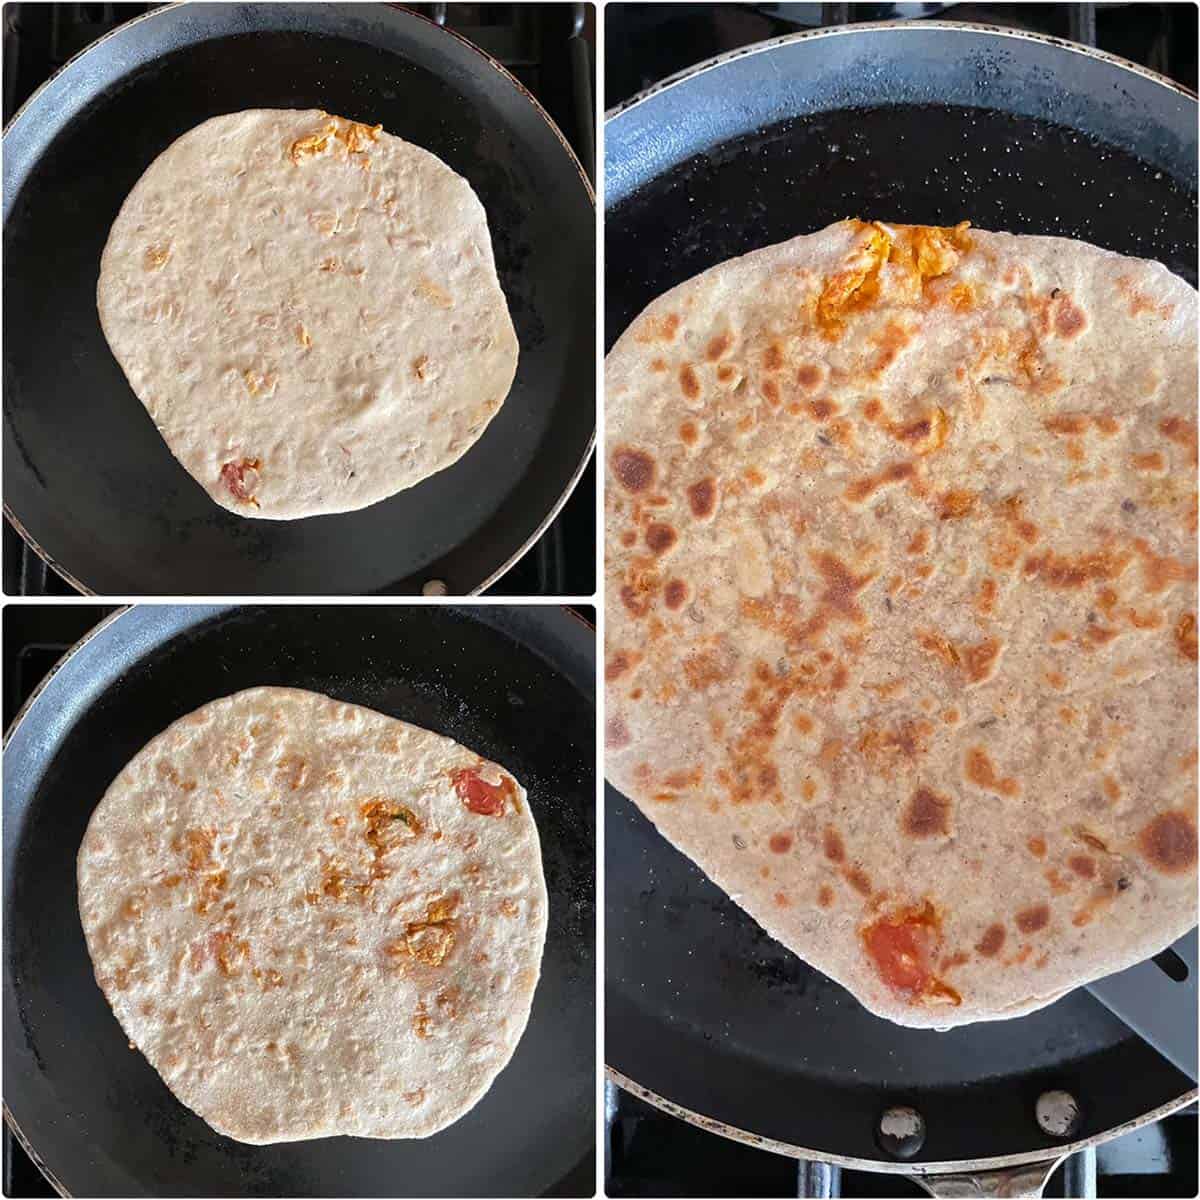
[3,3,594,594]
[4,605,595,1196]
[603,23,1197,1166]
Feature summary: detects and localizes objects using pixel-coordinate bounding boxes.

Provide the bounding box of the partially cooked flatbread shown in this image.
[98,110,518,518]
[606,220,1198,1028]
[78,687,546,1142]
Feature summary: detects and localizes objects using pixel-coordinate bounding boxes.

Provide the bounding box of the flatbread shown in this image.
[97,110,518,519]
[77,687,546,1142]
[605,220,1198,1028]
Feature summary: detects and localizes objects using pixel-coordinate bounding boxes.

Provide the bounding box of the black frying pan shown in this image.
[4,604,595,1196]
[3,3,594,595]
[605,20,1197,1186]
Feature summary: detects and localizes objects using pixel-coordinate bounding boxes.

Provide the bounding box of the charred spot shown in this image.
[1015,903,1050,934]
[1067,854,1096,880]
[903,786,953,839]
[679,364,701,401]
[823,826,846,863]
[975,923,1006,957]
[1137,811,1198,875]
[664,579,688,610]
[706,332,733,361]
[687,477,718,521]
[644,522,679,556]
[612,447,656,494]
[605,717,632,750]
[769,832,794,854]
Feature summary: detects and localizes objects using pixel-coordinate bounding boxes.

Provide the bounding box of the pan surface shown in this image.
[3,3,595,595]
[4,604,595,1196]
[604,21,1197,1170]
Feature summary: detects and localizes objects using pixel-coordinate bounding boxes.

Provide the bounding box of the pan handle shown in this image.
[912,1157,1062,1199]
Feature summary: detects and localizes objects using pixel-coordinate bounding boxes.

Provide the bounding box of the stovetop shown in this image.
[1,2,596,597]
[603,3,1197,1196]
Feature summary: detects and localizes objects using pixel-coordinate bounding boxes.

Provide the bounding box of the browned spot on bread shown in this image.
[1023,546,1132,590]
[679,421,699,446]
[1051,294,1087,338]
[917,630,960,668]
[706,333,732,361]
[1027,837,1047,858]
[664,767,704,790]
[817,884,835,908]
[965,746,1020,797]
[769,833,794,854]
[976,577,998,616]
[1160,416,1199,464]
[774,891,791,908]
[620,530,637,547]
[1067,855,1096,879]
[716,363,738,384]
[606,652,633,681]
[1176,613,1198,660]
[907,530,929,555]
[1134,539,1191,594]
[634,312,680,343]
[605,718,631,750]
[664,580,688,610]
[903,786,953,838]
[762,378,781,407]
[844,866,873,896]
[1132,451,1166,472]
[938,489,976,520]
[683,651,727,692]
[962,638,1004,684]
[687,477,717,520]
[1015,904,1050,934]
[794,713,814,734]
[812,551,876,624]
[762,343,783,371]
[612,447,655,493]
[1138,811,1197,875]
[976,923,1006,957]
[680,364,701,400]
[857,719,934,777]
[1044,413,1089,436]
[650,357,667,372]
[620,586,650,619]
[807,398,837,421]
[645,523,678,556]
[797,363,822,390]
[845,461,915,504]
[822,827,846,863]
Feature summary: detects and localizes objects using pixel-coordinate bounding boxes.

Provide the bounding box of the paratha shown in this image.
[97,109,518,519]
[77,687,546,1142]
[605,220,1198,1028]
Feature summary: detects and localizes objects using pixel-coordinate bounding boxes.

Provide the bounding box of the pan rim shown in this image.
[2,1,595,597]
[603,17,1199,127]
[606,1066,1198,1178]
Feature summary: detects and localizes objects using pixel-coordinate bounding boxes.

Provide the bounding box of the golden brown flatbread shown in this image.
[606,220,1198,1028]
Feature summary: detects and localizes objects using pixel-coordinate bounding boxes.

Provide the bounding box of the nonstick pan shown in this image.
[3,3,594,595]
[4,604,595,1196]
[604,21,1197,1190]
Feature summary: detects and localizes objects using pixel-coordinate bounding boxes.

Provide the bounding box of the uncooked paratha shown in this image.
[78,687,546,1142]
[97,110,518,519]
[605,220,1198,1028]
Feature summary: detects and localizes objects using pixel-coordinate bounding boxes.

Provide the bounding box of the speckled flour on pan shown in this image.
[97,110,518,518]
[605,219,1198,1029]
[77,687,546,1143]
